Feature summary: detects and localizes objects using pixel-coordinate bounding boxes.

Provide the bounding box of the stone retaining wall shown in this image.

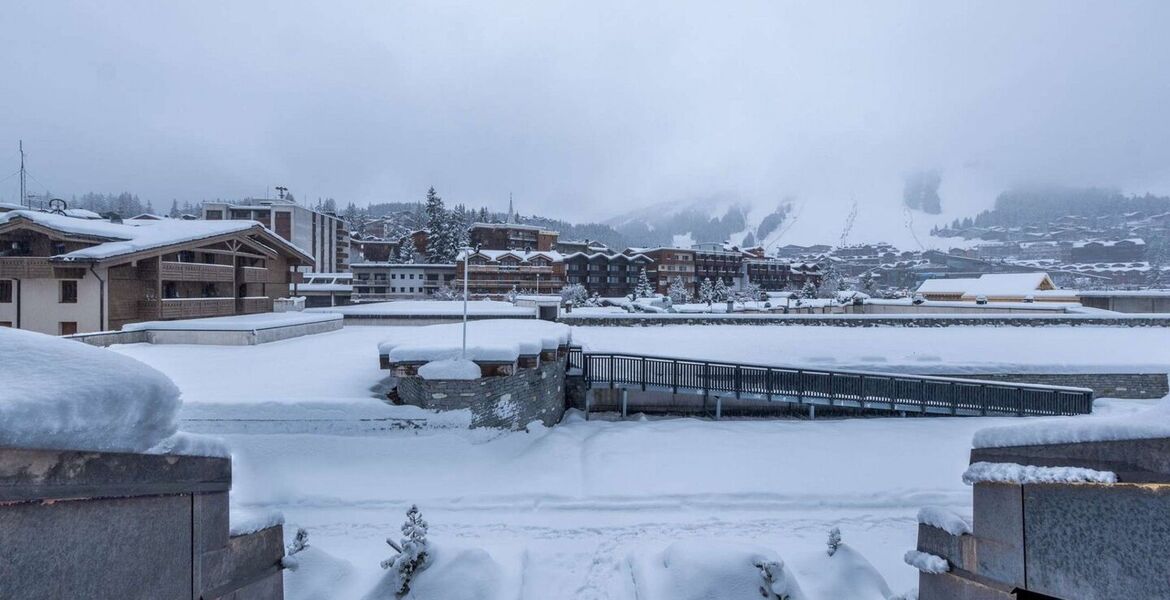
[0,448,284,599]
[68,317,343,346]
[560,314,1170,327]
[397,359,566,429]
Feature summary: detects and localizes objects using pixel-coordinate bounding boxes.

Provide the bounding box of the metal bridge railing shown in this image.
[573,350,1093,417]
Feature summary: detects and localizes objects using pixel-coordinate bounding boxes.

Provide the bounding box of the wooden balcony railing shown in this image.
[240,266,270,284]
[158,298,235,319]
[160,261,235,282]
[239,297,272,314]
[0,257,54,278]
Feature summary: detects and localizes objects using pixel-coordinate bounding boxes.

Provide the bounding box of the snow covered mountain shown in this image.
[605,193,971,251]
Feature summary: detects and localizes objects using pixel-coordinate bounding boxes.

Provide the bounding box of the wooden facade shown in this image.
[0,212,311,334]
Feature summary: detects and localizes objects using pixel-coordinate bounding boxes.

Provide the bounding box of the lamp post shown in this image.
[462,246,471,359]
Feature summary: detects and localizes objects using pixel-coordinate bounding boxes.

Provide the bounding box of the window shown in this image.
[52,242,67,255]
[0,280,10,303]
[59,280,78,303]
[59,321,78,336]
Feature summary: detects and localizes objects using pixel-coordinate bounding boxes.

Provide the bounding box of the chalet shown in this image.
[915,272,1076,303]
[0,210,312,335]
[455,249,565,298]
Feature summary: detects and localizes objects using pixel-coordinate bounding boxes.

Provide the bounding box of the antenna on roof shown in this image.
[18,140,26,209]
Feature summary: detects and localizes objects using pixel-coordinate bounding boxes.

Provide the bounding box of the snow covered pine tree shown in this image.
[381,505,431,597]
[560,283,589,307]
[826,527,841,556]
[698,277,715,306]
[712,277,729,302]
[801,280,818,299]
[635,268,654,298]
[667,275,691,304]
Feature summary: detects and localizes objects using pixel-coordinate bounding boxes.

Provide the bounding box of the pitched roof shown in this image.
[916,272,1056,296]
[0,210,313,264]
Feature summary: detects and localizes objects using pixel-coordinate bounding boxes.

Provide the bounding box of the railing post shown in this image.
[859,375,866,410]
[797,369,805,404]
[734,365,741,399]
[621,388,628,418]
[766,368,773,402]
[609,355,615,390]
[715,395,722,420]
[672,360,678,394]
[828,374,834,407]
[1017,387,1025,417]
[980,384,988,416]
[950,381,957,415]
[641,356,647,392]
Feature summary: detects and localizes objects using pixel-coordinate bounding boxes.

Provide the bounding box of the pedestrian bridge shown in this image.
[568,349,1094,419]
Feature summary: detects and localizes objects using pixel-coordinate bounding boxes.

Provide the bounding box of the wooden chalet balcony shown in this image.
[0,257,54,278]
[240,266,271,284]
[160,261,235,282]
[239,296,272,314]
[158,297,235,319]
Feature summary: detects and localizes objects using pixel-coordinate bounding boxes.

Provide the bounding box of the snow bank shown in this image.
[379,320,571,365]
[903,550,949,574]
[283,542,357,600]
[961,462,1117,485]
[792,543,891,600]
[229,506,285,536]
[364,545,505,600]
[418,359,481,380]
[973,396,1170,448]
[917,506,972,536]
[632,540,807,600]
[0,328,182,453]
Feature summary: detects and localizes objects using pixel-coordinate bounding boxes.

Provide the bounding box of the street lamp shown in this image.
[461,244,480,359]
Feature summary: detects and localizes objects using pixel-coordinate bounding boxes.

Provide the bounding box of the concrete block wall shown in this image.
[398,358,567,429]
[0,448,284,600]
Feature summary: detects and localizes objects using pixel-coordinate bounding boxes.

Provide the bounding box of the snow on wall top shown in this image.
[916,272,1056,296]
[379,319,571,364]
[0,209,308,262]
[308,300,536,317]
[0,328,182,453]
[961,462,1117,485]
[973,397,1170,449]
[917,506,972,536]
[122,311,342,332]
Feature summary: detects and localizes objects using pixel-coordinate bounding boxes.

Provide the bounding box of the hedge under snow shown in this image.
[0,328,224,456]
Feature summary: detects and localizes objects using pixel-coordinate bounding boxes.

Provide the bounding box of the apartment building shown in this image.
[692,243,745,289]
[202,199,349,272]
[455,250,565,298]
[563,251,653,298]
[469,222,558,251]
[350,262,457,301]
[635,247,696,294]
[0,210,312,334]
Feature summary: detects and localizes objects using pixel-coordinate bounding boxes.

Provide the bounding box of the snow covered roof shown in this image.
[461,249,564,262]
[62,208,103,219]
[1071,238,1145,248]
[916,273,1057,297]
[378,320,572,364]
[0,209,313,264]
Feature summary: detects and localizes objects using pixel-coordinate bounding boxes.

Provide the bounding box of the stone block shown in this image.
[199,525,285,598]
[194,491,230,552]
[1023,483,1170,599]
[918,571,1015,600]
[971,483,1025,587]
[972,437,1170,482]
[0,494,192,600]
[917,523,976,572]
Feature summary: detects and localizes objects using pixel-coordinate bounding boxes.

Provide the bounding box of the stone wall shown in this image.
[917,437,1170,599]
[398,358,566,429]
[932,372,1169,399]
[560,314,1170,327]
[0,448,284,600]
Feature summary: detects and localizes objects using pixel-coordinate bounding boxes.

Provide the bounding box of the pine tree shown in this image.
[169,200,180,218]
[801,280,818,299]
[635,268,654,298]
[667,276,691,304]
[826,527,842,556]
[698,277,715,306]
[861,271,877,294]
[712,277,729,302]
[560,283,589,307]
[424,187,453,263]
[395,239,416,264]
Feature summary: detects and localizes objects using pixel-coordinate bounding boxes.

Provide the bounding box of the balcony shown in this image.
[160,261,235,282]
[158,298,235,319]
[0,257,54,278]
[240,266,270,284]
[239,296,272,314]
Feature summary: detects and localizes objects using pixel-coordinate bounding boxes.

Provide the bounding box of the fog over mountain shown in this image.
[3,1,1170,244]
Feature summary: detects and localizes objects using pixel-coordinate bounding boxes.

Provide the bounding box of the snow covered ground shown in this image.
[104,323,1166,598]
[573,324,1170,374]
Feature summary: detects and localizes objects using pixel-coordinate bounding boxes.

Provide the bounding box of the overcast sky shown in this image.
[3,1,1169,223]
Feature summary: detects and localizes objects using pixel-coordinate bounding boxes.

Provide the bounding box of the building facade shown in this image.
[563,251,653,298]
[203,199,349,272]
[0,210,311,334]
[636,248,696,294]
[455,250,565,298]
[350,263,456,301]
[469,223,558,251]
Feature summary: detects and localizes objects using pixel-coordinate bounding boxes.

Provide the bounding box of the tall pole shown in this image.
[19,141,26,209]
[462,247,469,359]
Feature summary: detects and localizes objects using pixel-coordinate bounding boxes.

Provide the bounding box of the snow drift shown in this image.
[364,545,505,600]
[631,540,807,600]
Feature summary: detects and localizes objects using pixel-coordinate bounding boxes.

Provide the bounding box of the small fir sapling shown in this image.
[282,527,310,570]
[826,527,842,557]
[754,558,793,600]
[381,504,431,597]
